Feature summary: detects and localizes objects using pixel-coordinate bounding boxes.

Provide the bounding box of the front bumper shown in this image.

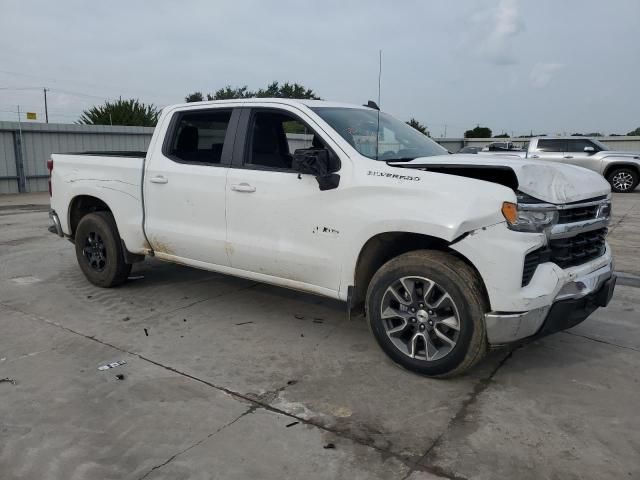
[485,263,616,345]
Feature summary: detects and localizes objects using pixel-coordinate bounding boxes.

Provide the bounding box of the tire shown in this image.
[607,167,639,193]
[74,212,132,287]
[365,250,488,378]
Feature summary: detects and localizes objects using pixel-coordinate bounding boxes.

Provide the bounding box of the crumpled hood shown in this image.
[391,154,611,204]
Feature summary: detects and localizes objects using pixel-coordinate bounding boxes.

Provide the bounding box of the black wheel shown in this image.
[366,250,488,378]
[607,167,639,193]
[74,212,132,287]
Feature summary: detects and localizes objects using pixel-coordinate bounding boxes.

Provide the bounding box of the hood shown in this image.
[390,154,611,204]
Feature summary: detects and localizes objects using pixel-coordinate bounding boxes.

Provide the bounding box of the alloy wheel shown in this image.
[380,276,461,361]
[82,231,107,272]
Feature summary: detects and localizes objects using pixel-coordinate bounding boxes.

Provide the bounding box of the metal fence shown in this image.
[0,121,154,194]
[2,120,639,195]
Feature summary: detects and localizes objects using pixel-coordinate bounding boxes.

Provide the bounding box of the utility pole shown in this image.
[43,87,49,123]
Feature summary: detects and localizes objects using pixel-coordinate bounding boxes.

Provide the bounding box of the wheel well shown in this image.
[351,232,489,313]
[603,163,639,179]
[68,195,111,237]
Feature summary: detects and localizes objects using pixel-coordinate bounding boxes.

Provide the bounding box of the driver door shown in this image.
[225,106,344,293]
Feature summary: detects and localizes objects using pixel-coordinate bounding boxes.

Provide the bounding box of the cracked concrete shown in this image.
[1,191,639,479]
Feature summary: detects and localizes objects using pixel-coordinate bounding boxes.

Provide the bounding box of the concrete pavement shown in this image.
[0,190,638,479]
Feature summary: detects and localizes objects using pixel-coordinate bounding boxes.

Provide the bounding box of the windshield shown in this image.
[592,139,610,151]
[311,107,448,161]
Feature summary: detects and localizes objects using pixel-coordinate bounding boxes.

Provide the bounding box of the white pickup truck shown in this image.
[48,99,616,377]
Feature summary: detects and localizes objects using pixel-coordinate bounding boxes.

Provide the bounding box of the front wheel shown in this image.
[74,212,132,288]
[607,168,639,193]
[366,250,488,378]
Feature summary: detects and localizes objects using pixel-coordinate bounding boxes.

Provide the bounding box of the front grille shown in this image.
[549,228,608,268]
[557,205,599,224]
[521,227,608,286]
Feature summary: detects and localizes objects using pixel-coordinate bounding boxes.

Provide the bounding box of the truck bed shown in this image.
[49,152,148,254]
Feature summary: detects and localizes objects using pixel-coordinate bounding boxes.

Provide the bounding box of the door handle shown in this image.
[564,156,573,159]
[531,155,539,158]
[231,183,256,193]
[149,176,168,184]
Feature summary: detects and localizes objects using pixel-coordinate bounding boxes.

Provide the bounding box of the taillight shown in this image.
[47,158,53,196]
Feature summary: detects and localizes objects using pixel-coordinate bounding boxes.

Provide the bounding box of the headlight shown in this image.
[501,202,558,232]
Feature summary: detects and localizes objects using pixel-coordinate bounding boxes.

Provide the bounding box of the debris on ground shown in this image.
[235,321,254,326]
[183,318,187,322]
[312,319,324,324]
[287,380,297,386]
[115,374,125,380]
[144,328,149,336]
[323,443,336,449]
[286,421,299,428]
[0,378,17,385]
[122,316,130,322]
[128,275,145,280]
[86,295,93,299]
[294,314,304,320]
[98,360,127,371]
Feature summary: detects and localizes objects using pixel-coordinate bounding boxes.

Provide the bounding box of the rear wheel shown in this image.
[74,212,131,287]
[607,167,638,193]
[366,250,487,378]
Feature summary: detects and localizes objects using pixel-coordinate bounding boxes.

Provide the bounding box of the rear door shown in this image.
[531,139,567,164]
[225,105,344,293]
[144,106,240,266]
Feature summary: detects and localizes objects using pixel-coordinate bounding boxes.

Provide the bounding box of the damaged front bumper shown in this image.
[485,262,616,345]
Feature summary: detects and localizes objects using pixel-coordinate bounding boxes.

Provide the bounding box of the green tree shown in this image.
[185,92,204,102]
[209,85,254,100]
[406,118,429,136]
[464,126,492,138]
[78,98,159,127]
[627,127,640,136]
[192,81,321,101]
[255,81,320,99]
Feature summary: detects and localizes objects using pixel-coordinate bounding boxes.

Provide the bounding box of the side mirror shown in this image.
[584,146,595,153]
[292,148,340,191]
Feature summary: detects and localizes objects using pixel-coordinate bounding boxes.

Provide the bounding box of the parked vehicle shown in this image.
[48,99,616,377]
[457,146,481,154]
[478,137,640,193]
[481,141,526,152]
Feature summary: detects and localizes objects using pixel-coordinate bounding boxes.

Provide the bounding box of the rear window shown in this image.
[167,110,232,164]
[536,139,567,152]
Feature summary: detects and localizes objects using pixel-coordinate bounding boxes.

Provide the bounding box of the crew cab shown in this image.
[48,99,616,377]
[478,136,640,193]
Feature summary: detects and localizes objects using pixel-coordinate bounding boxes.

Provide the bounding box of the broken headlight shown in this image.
[502,202,558,233]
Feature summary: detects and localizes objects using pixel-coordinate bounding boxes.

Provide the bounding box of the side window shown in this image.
[245,110,322,170]
[168,110,232,164]
[536,139,567,152]
[567,139,596,153]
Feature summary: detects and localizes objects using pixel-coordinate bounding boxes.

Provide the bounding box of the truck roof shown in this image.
[167,98,371,111]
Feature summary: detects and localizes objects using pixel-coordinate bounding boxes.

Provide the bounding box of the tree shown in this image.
[406,118,429,136]
[209,85,254,100]
[190,81,322,102]
[78,98,159,127]
[185,92,205,102]
[464,126,492,138]
[627,127,640,136]
[493,133,509,138]
[255,81,320,99]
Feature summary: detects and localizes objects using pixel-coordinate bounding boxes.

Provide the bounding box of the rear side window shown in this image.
[536,139,567,152]
[168,110,232,164]
[566,139,597,152]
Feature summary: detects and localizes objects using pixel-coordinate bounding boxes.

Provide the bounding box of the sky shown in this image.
[1,0,639,137]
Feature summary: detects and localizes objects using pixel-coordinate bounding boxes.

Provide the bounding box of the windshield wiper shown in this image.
[385,157,416,163]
